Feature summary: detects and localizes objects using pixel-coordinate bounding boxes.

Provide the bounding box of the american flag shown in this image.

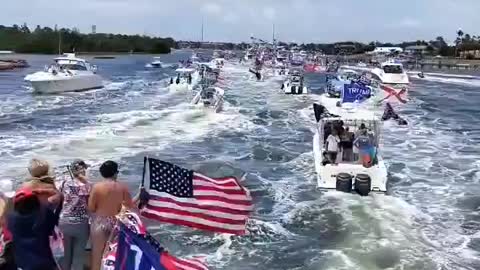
[140,158,253,235]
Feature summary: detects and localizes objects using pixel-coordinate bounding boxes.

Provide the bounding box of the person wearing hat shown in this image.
[21,158,62,208]
[59,159,92,270]
[7,188,62,270]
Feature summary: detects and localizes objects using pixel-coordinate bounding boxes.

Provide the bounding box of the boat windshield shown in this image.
[201,89,215,99]
[383,65,403,74]
[60,63,88,71]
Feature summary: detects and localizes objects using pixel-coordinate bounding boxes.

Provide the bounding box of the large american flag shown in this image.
[140,158,253,235]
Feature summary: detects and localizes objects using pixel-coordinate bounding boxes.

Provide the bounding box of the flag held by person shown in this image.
[140,157,253,235]
[115,224,209,270]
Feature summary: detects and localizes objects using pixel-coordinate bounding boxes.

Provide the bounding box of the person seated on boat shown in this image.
[7,187,63,270]
[326,130,340,164]
[322,151,331,166]
[340,127,354,162]
[88,161,135,270]
[354,129,374,168]
[59,159,92,270]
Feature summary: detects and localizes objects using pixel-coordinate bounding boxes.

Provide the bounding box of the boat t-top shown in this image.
[24,53,103,94]
[312,103,388,195]
[282,70,308,94]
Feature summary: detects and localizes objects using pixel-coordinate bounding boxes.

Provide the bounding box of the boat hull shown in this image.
[26,73,104,94]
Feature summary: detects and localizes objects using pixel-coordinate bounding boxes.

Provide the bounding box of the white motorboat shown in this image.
[370,59,409,87]
[168,67,200,91]
[312,101,388,195]
[145,56,163,68]
[191,86,224,112]
[24,53,103,94]
[282,70,308,94]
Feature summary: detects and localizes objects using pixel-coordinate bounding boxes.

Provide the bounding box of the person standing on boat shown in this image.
[21,158,62,208]
[7,188,63,270]
[340,127,354,162]
[354,129,374,167]
[326,130,340,164]
[59,159,92,270]
[88,161,135,270]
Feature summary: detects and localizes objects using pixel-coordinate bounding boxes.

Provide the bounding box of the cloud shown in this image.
[1,0,480,42]
[202,2,222,15]
[263,7,276,21]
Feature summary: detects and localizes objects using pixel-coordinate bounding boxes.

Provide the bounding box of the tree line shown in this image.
[0,24,175,54]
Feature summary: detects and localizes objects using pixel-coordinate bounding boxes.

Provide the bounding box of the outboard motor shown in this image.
[169,78,174,85]
[354,174,371,196]
[336,173,353,193]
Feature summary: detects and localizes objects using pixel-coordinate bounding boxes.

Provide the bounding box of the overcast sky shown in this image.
[2,0,479,43]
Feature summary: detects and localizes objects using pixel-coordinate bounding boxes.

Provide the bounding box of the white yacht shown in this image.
[24,53,103,94]
[168,67,200,91]
[370,59,409,86]
[312,100,388,195]
[282,71,308,94]
[191,86,224,112]
[145,56,163,68]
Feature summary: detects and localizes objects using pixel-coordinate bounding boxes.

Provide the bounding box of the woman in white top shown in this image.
[326,130,340,164]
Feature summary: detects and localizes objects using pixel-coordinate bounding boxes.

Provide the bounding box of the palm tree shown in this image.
[455,28,464,57]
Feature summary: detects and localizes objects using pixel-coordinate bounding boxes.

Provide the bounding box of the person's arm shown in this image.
[353,137,359,148]
[87,184,97,213]
[122,184,135,209]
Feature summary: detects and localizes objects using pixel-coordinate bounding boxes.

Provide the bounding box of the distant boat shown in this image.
[0,50,14,54]
[24,53,103,94]
[0,59,29,70]
[93,56,116,59]
[145,56,163,68]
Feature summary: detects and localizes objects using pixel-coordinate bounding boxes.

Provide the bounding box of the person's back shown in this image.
[8,189,59,270]
[90,181,128,217]
[88,160,133,270]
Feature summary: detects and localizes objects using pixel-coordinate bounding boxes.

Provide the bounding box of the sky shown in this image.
[2,0,479,43]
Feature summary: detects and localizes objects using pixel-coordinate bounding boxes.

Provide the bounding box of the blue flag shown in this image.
[115,224,166,270]
[342,83,372,103]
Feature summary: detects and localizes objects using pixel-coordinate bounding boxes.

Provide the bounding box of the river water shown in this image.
[1,52,479,270]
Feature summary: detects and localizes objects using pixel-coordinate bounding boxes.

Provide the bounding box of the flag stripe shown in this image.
[147,197,251,216]
[193,179,242,190]
[172,257,208,270]
[193,189,252,200]
[193,173,240,185]
[141,210,245,235]
[194,195,252,206]
[144,205,247,224]
[149,191,252,211]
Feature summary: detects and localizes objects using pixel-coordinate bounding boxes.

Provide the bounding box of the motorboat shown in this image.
[312,102,388,195]
[168,67,200,91]
[282,70,308,94]
[191,86,224,112]
[24,53,103,94]
[145,57,163,68]
[370,59,410,87]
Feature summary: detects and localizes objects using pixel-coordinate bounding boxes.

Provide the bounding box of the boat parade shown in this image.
[1,9,480,270]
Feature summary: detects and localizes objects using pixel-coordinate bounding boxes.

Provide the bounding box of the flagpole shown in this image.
[141,156,147,187]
